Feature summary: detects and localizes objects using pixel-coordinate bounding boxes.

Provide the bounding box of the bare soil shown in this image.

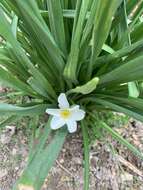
[0,119,143,190]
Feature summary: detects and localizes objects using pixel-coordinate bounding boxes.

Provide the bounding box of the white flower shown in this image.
[46,93,85,133]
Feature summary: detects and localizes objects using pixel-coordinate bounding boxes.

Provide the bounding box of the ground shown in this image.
[0,117,143,190]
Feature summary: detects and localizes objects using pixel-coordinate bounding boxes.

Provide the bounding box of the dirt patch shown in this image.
[0,120,143,190]
[0,127,28,190]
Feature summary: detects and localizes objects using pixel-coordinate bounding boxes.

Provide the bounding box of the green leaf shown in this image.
[68,77,99,95]
[28,117,52,163]
[131,22,143,43]
[13,120,67,190]
[0,6,57,100]
[80,0,98,46]
[1,1,143,189]
[94,98,143,122]
[90,0,123,67]
[99,55,143,86]
[93,39,143,68]
[0,103,50,116]
[98,121,143,160]
[129,0,143,30]
[81,97,143,123]
[27,77,51,99]
[128,82,139,98]
[105,96,143,111]
[40,9,80,19]
[47,0,67,56]
[0,115,21,128]
[102,44,115,54]
[9,0,65,70]
[64,0,91,82]
[0,67,35,96]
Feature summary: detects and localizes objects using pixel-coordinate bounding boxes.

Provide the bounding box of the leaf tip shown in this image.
[18,184,34,190]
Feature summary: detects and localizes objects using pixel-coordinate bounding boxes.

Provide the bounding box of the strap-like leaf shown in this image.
[0,68,35,95]
[64,0,91,82]
[90,0,123,68]
[13,120,67,190]
[0,7,57,100]
[47,0,67,56]
[98,121,143,160]
[0,103,50,116]
[99,54,143,86]
[68,77,99,95]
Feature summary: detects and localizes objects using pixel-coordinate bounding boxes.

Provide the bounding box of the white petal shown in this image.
[70,105,80,110]
[70,109,85,121]
[51,116,65,130]
[46,108,60,116]
[67,120,77,133]
[58,93,69,109]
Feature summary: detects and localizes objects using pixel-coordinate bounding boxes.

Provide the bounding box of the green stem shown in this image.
[81,121,90,190]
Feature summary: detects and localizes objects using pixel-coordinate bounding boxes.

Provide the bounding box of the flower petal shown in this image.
[70,105,80,110]
[58,93,69,109]
[51,116,65,130]
[67,120,77,133]
[70,109,85,121]
[46,109,60,116]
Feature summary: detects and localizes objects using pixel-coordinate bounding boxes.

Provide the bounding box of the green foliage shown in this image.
[98,121,143,160]
[13,120,67,190]
[68,77,99,94]
[0,0,143,189]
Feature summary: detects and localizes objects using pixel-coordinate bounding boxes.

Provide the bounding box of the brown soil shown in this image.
[0,120,143,190]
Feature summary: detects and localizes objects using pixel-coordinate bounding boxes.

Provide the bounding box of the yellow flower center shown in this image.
[60,109,71,119]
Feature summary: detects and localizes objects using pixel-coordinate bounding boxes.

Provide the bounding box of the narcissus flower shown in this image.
[46,93,85,133]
